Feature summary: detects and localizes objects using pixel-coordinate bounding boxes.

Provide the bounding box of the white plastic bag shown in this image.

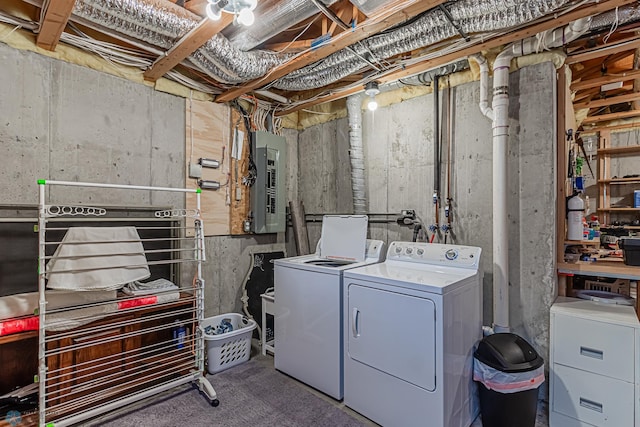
[473,359,545,393]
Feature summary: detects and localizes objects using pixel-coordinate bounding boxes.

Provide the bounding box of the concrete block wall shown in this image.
[297,62,557,364]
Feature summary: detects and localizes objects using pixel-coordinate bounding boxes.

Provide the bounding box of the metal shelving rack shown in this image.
[36,180,217,427]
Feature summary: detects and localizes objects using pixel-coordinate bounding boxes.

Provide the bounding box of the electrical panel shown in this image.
[250,131,287,233]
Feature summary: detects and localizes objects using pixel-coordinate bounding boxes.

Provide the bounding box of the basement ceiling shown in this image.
[0,0,639,120]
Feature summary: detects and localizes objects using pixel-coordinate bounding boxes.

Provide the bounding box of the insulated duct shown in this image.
[72,0,290,84]
[469,16,591,333]
[589,4,640,31]
[224,0,339,51]
[273,0,572,91]
[346,94,367,214]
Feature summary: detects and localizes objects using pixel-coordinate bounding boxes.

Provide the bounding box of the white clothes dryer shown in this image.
[274,239,386,400]
[343,241,483,427]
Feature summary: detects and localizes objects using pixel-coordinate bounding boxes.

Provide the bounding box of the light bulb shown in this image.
[206,2,221,20]
[367,98,378,111]
[237,8,254,26]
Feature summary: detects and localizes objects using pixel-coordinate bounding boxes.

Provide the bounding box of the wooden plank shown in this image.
[229,109,251,235]
[144,15,233,82]
[583,121,640,132]
[571,69,640,91]
[566,36,640,64]
[215,0,450,102]
[185,100,231,236]
[582,109,640,124]
[264,40,314,52]
[36,0,76,51]
[574,92,640,110]
[558,261,640,280]
[278,0,635,116]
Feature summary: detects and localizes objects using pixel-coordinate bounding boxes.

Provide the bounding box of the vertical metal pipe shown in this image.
[37,181,47,426]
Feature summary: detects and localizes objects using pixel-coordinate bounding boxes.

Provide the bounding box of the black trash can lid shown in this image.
[620,237,640,250]
[474,333,544,373]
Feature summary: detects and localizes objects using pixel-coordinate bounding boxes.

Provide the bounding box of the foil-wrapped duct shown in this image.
[73,0,291,84]
[274,0,571,90]
[589,4,640,31]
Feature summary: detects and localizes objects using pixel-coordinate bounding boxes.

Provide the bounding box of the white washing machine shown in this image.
[343,241,483,427]
[274,239,386,400]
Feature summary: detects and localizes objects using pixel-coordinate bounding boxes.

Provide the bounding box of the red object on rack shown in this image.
[0,316,39,336]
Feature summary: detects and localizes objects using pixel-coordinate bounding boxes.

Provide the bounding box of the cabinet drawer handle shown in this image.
[580,397,603,413]
[580,346,604,360]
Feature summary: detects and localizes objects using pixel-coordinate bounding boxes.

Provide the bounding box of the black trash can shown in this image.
[473,333,545,427]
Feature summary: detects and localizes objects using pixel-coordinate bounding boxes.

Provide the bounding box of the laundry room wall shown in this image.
[297,61,557,368]
[0,42,297,317]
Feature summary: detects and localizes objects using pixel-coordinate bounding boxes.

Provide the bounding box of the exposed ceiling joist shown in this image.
[215,0,450,103]
[144,15,234,82]
[582,109,640,124]
[573,92,640,110]
[264,40,313,52]
[278,0,635,116]
[571,69,640,91]
[36,0,76,51]
[566,36,640,64]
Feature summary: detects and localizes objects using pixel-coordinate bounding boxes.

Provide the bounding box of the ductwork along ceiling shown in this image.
[0,0,638,114]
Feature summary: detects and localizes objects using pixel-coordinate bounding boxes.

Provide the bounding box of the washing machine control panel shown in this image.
[386,242,481,269]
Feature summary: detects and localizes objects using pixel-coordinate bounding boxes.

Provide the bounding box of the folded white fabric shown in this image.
[0,292,38,320]
[122,278,179,296]
[46,227,150,291]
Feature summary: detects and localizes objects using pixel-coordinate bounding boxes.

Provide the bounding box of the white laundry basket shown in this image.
[202,313,257,374]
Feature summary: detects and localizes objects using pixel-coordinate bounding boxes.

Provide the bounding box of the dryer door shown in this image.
[347,283,436,391]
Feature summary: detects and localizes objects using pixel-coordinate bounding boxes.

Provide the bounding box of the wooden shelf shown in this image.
[597,207,640,212]
[565,240,601,246]
[0,330,37,345]
[598,177,640,184]
[597,145,640,155]
[558,261,640,280]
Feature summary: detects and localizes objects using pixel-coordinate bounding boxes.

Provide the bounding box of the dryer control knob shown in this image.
[395,246,402,254]
[417,248,424,255]
[406,247,413,254]
[445,249,458,260]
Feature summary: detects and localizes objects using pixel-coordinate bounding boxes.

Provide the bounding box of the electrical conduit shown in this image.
[470,16,591,333]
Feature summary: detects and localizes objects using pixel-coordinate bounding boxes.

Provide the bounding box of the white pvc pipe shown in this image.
[469,16,591,333]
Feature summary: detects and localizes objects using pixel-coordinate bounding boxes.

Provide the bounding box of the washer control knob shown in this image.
[417,248,424,255]
[406,247,413,254]
[395,246,403,254]
[445,249,458,260]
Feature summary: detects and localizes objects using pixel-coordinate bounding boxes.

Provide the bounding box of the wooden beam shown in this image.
[571,69,640,91]
[574,92,640,110]
[278,0,635,116]
[215,0,450,103]
[263,40,314,53]
[582,109,640,124]
[144,15,233,82]
[566,36,640,64]
[329,4,352,35]
[36,0,76,51]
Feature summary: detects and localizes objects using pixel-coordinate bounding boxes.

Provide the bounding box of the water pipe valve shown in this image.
[444,205,450,218]
[428,224,438,233]
[432,192,438,204]
[441,224,451,233]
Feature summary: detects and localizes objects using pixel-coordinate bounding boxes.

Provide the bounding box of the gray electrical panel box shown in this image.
[251,131,287,233]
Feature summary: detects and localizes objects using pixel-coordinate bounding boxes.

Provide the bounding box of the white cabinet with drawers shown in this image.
[550,297,640,427]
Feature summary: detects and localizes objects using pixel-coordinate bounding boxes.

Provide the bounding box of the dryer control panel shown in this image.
[386,242,481,269]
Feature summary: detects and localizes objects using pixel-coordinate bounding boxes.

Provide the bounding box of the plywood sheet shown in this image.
[230,109,251,235]
[185,99,230,236]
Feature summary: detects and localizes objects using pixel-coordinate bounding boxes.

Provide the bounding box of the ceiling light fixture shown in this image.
[364,81,380,111]
[206,0,258,26]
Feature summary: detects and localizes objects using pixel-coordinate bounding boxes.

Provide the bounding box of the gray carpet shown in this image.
[84,357,369,427]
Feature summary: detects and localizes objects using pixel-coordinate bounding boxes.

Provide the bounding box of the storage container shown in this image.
[634,190,640,208]
[620,238,640,266]
[202,313,257,374]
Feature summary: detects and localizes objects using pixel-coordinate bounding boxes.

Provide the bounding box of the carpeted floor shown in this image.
[83,352,549,427]
[84,355,371,427]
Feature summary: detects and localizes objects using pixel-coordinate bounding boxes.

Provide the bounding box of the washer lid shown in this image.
[320,215,368,262]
